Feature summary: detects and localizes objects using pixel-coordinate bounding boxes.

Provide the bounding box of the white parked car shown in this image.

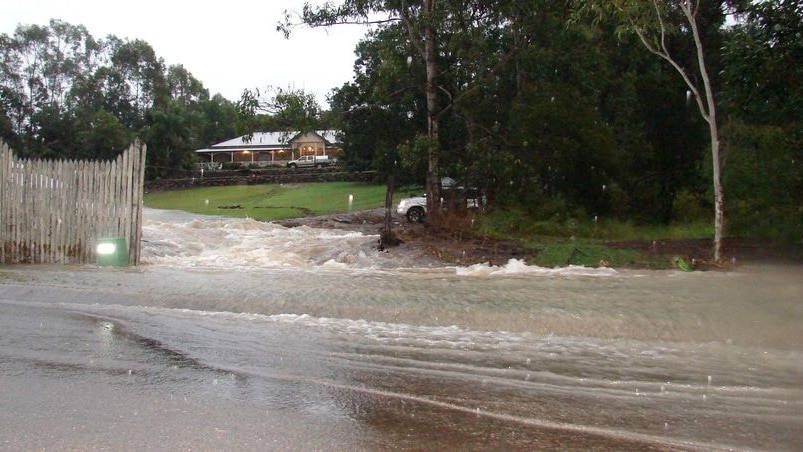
[396,188,483,223]
[396,195,428,223]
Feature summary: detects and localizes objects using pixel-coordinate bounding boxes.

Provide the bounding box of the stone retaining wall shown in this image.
[144,169,379,192]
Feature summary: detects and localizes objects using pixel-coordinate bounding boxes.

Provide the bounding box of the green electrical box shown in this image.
[96,237,128,267]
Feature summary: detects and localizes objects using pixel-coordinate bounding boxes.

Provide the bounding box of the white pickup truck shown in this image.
[286,155,330,169]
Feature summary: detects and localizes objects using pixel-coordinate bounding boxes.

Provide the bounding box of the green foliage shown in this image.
[508,83,617,216]
[472,208,702,268]
[0,19,239,172]
[475,207,712,242]
[723,122,802,241]
[312,0,716,230]
[144,182,388,221]
[671,188,710,224]
[722,0,803,125]
[236,86,323,141]
[397,135,433,182]
[327,23,425,182]
[167,65,210,103]
[526,241,648,268]
[77,109,135,160]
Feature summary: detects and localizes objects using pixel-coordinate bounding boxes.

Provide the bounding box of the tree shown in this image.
[0,20,105,157]
[144,100,194,178]
[328,24,425,179]
[1,19,238,176]
[281,0,449,217]
[720,0,802,242]
[237,86,323,141]
[76,109,134,160]
[197,93,239,149]
[167,64,209,104]
[575,0,730,262]
[282,1,543,221]
[722,0,802,126]
[108,37,168,123]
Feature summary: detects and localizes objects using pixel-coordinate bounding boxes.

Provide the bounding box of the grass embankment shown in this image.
[144,182,389,221]
[473,209,712,268]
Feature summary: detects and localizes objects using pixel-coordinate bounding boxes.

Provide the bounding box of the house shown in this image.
[194,130,342,168]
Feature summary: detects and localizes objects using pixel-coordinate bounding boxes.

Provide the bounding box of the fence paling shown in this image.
[0,140,146,265]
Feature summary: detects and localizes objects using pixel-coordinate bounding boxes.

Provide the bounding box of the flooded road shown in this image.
[1,209,801,450]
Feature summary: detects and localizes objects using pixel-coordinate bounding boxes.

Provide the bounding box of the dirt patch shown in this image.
[278,208,803,269]
[277,208,389,235]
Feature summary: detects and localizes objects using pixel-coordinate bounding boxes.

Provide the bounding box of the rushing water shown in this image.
[1,208,801,450]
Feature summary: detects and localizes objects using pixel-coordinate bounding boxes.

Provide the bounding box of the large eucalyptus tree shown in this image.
[575,0,734,262]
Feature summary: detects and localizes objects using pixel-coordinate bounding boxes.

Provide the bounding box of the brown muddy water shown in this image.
[0,208,800,450]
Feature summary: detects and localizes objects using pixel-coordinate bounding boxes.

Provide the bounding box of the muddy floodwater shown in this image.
[1,208,801,450]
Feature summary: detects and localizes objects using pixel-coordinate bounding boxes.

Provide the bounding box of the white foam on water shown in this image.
[141,210,380,270]
[140,208,618,277]
[455,258,619,278]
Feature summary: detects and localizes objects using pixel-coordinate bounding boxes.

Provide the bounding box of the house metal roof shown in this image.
[195,130,340,153]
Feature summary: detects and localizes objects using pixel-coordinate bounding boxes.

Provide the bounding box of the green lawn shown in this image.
[144,182,390,221]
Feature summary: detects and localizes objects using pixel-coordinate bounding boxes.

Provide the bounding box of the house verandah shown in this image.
[194,130,342,168]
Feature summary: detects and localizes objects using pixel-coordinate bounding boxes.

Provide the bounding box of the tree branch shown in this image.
[625,1,709,123]
[277,6,398,39]
[398,0,426,62]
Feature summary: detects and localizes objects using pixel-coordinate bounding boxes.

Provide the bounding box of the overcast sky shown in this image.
[2,0,371,107]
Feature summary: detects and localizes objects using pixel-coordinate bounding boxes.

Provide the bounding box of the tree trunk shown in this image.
[686,3,724,262]
[423,0,441,222]
[709,117,724,263]
[380,171,397,249]
[633,0,726,263]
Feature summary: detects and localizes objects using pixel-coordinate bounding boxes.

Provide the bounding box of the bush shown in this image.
[672,188,710,224]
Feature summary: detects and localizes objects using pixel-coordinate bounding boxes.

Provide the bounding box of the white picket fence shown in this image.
[0,140,146,265]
